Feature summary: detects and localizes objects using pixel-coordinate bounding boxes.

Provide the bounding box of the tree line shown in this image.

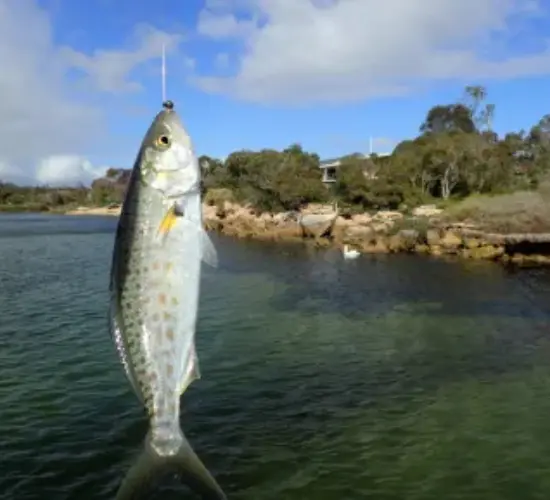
[200,85,550,213]
[1,85,549,214]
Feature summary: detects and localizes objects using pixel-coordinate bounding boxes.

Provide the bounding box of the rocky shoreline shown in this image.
[65,203,550,266]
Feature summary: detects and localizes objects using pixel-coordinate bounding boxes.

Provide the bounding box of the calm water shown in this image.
[3,214,550,499]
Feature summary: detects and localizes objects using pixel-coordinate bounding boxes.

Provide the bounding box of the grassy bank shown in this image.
[443,184,550,234]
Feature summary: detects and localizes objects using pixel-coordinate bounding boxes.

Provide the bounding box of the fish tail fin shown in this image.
[115,430,227,500]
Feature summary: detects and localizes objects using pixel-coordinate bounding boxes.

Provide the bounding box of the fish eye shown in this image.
[156,135,171,148]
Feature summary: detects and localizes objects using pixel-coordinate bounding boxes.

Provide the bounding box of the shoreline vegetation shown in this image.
[4,84,550,266]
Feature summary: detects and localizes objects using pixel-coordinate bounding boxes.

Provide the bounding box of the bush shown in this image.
[388,217,431,239]
[204,188,234,207]
[444,190,550,233]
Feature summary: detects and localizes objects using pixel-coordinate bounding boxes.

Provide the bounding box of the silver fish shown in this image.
[109,100,226,499]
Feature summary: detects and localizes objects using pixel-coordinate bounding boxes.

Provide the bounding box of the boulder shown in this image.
[439,230,462,250]
[412,204,443,217]
[300,213,338,238]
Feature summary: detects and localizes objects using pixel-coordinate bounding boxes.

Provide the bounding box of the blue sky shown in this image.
[2,0,550,185]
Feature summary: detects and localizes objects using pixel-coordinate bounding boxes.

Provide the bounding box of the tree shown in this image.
[463,85,495,131]
[420,104,476,134]
[5,83,550,217]
[464,85,486,117]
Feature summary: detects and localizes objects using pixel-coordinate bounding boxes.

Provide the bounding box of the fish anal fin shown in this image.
[180,345,201,395]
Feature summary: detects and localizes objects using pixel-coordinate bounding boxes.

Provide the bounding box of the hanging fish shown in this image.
[109,100,226,499]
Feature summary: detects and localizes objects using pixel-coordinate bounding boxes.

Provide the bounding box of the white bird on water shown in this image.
[343,244,360,259]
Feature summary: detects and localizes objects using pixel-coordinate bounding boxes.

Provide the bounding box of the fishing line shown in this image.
[161,42,167,103]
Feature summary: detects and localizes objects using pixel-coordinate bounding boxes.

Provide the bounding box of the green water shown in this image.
[2,214,550,499]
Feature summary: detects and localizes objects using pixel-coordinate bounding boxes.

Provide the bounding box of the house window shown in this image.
[322,167,337,183]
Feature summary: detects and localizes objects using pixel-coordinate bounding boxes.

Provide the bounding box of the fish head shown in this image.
[138,104,200,199]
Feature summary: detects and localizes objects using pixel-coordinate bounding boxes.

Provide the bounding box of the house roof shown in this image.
[319,158,342,168]
[319,152,391,169]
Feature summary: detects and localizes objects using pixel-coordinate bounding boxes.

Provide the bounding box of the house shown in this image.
[319,157,341,183]
[319,152,391,184]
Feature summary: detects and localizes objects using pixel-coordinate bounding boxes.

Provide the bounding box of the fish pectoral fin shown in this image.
[162,194,217,267]
[157,204,180,237]
[200,229,218,268]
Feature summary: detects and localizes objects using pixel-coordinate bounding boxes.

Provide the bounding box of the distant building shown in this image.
[319,152,391,184]
[319,157,341,183]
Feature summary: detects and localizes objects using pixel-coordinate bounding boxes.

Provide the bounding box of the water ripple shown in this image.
[3,216,550,499]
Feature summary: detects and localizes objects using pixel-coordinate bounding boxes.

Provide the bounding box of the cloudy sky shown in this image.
[2,0,550,186]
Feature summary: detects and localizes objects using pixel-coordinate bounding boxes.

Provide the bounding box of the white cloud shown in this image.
[61,25,183,93]
[0,0,182,186]
[192,0,550,104]
[35,155,106,187]
[197,8,256,39]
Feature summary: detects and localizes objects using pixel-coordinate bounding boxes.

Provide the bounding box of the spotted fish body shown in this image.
[109,101,225,499]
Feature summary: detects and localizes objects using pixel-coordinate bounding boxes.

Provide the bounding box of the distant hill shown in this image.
[90,168,132,204]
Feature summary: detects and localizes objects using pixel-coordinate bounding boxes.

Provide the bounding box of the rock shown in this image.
[439,230,462,250]
[464,237,481,249]
[503,253,550,266]
[335,216,353,226]
[363,237,389,253]
[372,222,392,233]
[388,234,404,252]
[388,229,419,252]
[202,204,217,221]
[181,200,550,268]
[300,213,337,238]
[351,213,373,225]
[398,229,420,244]
[223,201,237,213]
[373,210,403,222]
[344,225,375,240]
[272,213,286,224]
[414,244,430,253]
[447,221,479,230]
[260,212,273,221]
[412,204,443,217]
[426,229,441,246]
[468,245,505,260]
[273,211,299,224]
[313,237,332,248]
[204,219,223,232]
[429,245,443,256]
[525,255,550,265]
[302,203,335,215]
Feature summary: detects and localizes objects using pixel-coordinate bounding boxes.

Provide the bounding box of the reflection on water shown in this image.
[1,214,550,499]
